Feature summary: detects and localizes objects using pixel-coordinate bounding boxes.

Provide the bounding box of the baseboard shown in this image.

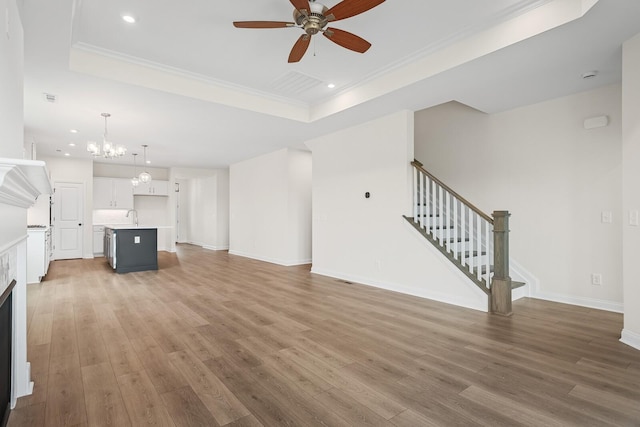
[203,245,230,251]
[228,250,311,267]
[310,267,488,312]
[620,329,640,350]
[83,255,94,259]
[530,290,623,313]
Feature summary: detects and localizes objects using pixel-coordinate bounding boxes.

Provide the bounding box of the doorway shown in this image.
[53,182,84,259]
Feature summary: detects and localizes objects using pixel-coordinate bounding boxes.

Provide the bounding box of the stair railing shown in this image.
[405,160,512,314]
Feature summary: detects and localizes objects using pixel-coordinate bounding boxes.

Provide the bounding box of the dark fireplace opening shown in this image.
[0,280,14,427]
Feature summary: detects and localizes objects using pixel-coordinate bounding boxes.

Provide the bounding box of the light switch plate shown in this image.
[134,236,140,244]
[601,211,612,223]
[630,210,639,227]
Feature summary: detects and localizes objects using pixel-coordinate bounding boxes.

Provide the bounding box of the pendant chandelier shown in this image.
[139,144,152,183]
[131,153,140,187]
[86,113,127,158]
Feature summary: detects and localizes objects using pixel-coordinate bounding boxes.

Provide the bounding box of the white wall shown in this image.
[0,0,27,245]
[415,85,623,312]
[306,111,488,311]
[169,167,229,251]
[216,171,230,250]
[622,33,640,350]
[41,157,94,259]
[0,0,23,160]
[188,175,217,248]
[229,148,312,266]
[287,149,312,262]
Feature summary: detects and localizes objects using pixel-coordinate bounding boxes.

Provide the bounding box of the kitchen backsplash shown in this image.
[93,209,132,225]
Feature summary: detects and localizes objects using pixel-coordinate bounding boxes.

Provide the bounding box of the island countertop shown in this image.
[102,225,173,230]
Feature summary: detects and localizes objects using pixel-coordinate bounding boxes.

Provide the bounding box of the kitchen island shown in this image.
[104,226,158,273]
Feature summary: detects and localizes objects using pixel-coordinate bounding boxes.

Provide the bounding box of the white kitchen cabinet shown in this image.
[93,225,105,256]
[93,177,134,209]
[27,227,51,283]
[133,180,169,196]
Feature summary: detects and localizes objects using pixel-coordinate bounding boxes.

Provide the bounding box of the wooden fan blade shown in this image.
[288,34,311,63]
[233,21,294,29]
[323,27,371,53]
[290,0,310,14]
[325,0,385,22]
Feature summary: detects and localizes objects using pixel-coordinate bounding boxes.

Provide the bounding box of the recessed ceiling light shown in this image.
[146,160,151,164]
[70,129,78,133]
[64,153,70,157]
[327,83,336,89]
[68,143,76,147]
[122,15,136,24]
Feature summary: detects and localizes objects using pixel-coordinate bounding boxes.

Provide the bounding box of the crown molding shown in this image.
[0,159,53,208]
[69,43,311,122]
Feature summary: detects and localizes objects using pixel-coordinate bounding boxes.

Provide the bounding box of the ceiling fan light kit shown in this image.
[233,0,384,63]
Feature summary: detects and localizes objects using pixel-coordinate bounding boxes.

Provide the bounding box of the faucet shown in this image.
[126,209,138,226]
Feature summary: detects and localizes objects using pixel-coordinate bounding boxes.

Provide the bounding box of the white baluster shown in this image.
[413,168,418,223]
[446,192,452,252]
[419,172,425,229]
[424,176,430,235]
[438,185,444,246]
[453,198,458,259]
[485,220,491,286]
[431,179,437,238]
[468,209,474,274]
[476,214,482,281]
[460,206,466,267]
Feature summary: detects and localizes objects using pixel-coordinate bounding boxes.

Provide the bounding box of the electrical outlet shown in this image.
[134,236,140,244]
[591,273,602,286]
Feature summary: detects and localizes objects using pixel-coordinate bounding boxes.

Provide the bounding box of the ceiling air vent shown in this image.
[43,93,57,103]
[271,71,324,96]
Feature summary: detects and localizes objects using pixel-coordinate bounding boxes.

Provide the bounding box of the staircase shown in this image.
[404,160,524,315]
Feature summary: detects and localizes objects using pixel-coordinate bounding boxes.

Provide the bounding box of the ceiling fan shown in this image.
[233,0,385,63]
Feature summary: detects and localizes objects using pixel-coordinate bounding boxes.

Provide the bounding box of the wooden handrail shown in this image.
[411,160,494,224]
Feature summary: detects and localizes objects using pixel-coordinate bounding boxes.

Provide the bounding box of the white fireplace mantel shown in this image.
[0,158,52,207]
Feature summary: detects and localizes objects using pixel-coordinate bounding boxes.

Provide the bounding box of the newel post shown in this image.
[491,210,512,316]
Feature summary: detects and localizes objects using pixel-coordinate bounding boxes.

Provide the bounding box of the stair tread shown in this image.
[512,281,526,289]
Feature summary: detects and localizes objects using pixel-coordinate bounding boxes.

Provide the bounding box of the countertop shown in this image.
[102,225,174,230]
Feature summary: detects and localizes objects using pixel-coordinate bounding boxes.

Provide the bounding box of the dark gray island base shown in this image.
[105,226,158,273]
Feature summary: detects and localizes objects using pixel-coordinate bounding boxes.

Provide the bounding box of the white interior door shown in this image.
[53,182,84,260]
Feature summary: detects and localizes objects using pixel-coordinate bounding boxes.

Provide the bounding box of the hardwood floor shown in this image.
[8,244,640,426]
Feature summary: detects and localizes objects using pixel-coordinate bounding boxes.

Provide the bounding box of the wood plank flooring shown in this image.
[8,244,640,426]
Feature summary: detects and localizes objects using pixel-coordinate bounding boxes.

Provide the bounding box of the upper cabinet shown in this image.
[93,177,134,209]
[133,180,169,196]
